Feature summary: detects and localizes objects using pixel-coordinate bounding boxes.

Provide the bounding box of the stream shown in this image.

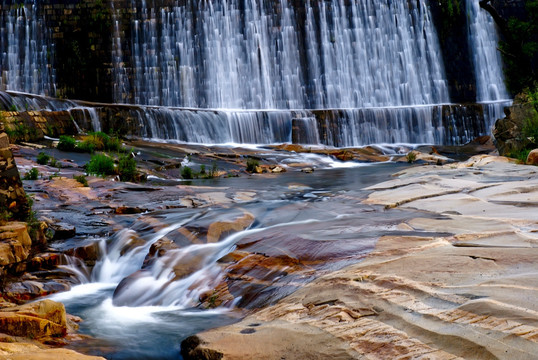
[45,161,435,359]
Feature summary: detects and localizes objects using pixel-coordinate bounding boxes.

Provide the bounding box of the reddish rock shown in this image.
[526,148,538,165]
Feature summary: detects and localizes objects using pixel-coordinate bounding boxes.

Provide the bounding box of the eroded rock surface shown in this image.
[183,156,538,359]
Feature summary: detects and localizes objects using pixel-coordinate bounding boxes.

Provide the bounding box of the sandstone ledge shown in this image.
[182,156,538,359]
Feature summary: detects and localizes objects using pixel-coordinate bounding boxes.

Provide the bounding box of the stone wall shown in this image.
[0,0,528,104]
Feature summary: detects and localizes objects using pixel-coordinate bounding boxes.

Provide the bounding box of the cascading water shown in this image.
[466,0,509,102]
[466,0,512,128]
[117,0,449,109]
[0,2,55,96]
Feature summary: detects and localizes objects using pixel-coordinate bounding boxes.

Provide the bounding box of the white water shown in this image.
[466,0,509,103]
[116,0,449,109]
[0,3,55,96]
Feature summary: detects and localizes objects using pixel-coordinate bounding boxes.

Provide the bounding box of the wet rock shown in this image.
[401,149,450,165]
[142,239,179,268]
[48,222,76,240]
[270,166,285,173]
[65,241,101,263]
[114,206,146,214]
[2,280,71,303]
[0,299,67,340]
[526,148,538,165]
[301,167,314,173]
[26,253,64,272]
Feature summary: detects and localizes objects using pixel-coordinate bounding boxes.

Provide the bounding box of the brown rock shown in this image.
[0,299,67,340]
[0,343,105,360]
[0,222,32,266]
[526,148,538,165]
[48,222,76,240]
[114,206,146,215]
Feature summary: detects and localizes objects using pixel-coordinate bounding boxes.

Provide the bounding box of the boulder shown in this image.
[526,148,538,165]
[0,222,32,267]
[0,299,67,339]
[493,102,537,156]
[48,222,76,240]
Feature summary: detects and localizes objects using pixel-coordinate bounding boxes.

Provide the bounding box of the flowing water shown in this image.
[0,2,55,96]
[3,2,515,357]
[48,162,444,359]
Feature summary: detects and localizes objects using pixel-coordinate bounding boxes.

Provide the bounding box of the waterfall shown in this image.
[466,0,511,128]
[117,0,449,109]
[466,0,509,102]
[0,2,55,96]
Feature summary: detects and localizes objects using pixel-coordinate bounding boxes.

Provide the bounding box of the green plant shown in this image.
[75,140,96,153]
[36,152,50,165]
[105,135,123,152]
[181,166,194,179]
[406,152,417,163]
[199,164,206,175]
[0,210,12,225]
[73,174,89,187]
[48,157,59,168]
[9,104,18,112]
[246,158,259,173]
[57,135,77,152]
[209,161,218,178]
[23,168,39,180]
[25,194,40,241]
[118,153,137,181]
[86,154,115,177]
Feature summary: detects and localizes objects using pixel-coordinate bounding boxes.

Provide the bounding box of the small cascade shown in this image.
[92,213,203,283]
[118,104,487,146]
[59,255,91,284]
[111,231,243,307]
[68,107,101,133]
[0,2,55,96]
[117,0,448,109]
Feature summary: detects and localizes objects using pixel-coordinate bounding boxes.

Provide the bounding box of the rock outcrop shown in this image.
[493,98,538,156]
[0,125,29,221]
[182,156,538,359]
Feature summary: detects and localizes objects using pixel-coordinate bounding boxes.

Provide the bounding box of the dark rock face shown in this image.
[493,102,537,156]
[0,127,29,221]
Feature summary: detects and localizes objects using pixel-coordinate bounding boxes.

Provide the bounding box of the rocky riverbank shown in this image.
[2,113,538,359]
[182,155,538,359]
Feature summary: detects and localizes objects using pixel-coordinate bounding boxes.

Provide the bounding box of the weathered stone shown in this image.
[0,299,67,339]
[0,222,32,267]
[48,222,76,240]
[526,148,538,165]
[0,131,29,221]
[493,102,537,156]
[271,166,285,173]
[0,343,105,360]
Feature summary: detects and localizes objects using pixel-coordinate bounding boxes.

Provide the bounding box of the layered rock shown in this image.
[182,156,538,359]
[0,125,29,220]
